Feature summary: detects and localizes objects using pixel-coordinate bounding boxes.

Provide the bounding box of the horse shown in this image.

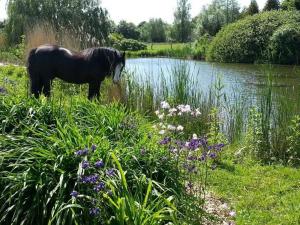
[27,44,125,99]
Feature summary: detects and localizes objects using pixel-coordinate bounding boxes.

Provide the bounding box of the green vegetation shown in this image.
[207,11,300,64]
[209,160,300,225]
[0,64,228,225]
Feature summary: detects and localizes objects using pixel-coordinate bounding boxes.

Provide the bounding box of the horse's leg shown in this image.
[42,78,51,97]
[88,81,101,100]
[30,75,42,98]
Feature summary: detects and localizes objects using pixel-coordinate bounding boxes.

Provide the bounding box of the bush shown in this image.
[268,24,300,64]
[109,33,146,51]
[207,11,300,64]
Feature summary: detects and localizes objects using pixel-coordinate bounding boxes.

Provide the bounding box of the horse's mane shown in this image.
[81,47,119,61]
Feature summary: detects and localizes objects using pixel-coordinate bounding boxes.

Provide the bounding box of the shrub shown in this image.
[268,24,300,64]
[109,33,147,51]
[207,11,300,64]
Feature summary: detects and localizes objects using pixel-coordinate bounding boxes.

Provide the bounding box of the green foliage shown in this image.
[192,34,211,59]
[142,18,167,43]
[263,0,280,11]
[268,24,300,64]
[195,0,240,36]
[287,115,300,165]
[247,0,260,15]
[109,33,147,51]
[207,11,300,64]
[5,0,112,45]
[209,162,300,225]
[173,0,192,42]
[116,20,140,40]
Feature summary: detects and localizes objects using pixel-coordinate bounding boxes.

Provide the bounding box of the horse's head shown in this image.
[112,51,125,84]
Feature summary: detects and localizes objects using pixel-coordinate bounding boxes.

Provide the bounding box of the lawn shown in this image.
[210,161,300,225]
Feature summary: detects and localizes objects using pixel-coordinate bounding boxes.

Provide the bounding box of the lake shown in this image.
[126,58,300,105]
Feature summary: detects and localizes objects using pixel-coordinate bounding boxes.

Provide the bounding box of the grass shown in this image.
[209,160,300,225]
[0,60,300,225]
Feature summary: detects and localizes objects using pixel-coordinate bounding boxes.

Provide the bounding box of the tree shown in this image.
[195,0,240,37]
[282,0,300,10]
[5,0,112,45]
[148,19,167,42]
[116,20,140,40]
[263,0,280,11]
[247,0,259,15]
[173,0,192,42]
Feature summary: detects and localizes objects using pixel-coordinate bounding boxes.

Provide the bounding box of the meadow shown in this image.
[0,63,299,225]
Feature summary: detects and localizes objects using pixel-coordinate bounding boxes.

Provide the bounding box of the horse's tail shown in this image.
[27,48,37,77]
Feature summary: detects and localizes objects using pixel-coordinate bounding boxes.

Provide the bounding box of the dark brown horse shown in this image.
[27,44,125,99]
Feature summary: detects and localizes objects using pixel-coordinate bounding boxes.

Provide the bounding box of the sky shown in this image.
[0,0,267,24]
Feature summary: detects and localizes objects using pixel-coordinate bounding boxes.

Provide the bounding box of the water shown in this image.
[126,58,300,104]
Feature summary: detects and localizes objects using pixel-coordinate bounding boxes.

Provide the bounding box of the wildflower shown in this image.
[199,154,206,161]
[209,152,217,159]
[159,137,171,145]
[176,125,184,131]
[160,101,170,109]
[81,174,99,184]
[169,108,177,113]
[89,207,100,216]
[91,144,97,152]
[106,168,116,177]
[159,130,165,135]
[82,160,90,169]
[192,133,198,139]
[195,108,201,116]
[95,160,104,169]
[75,148,88,156]
[70,191,78,198]
[0,87,7,94]
[158,114,164,120]
[155,110,160,115]
[167,124,176,131]
[229,211,236,217]
[94,182,105,192]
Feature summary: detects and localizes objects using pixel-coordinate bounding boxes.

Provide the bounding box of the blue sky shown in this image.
[0,0,267,24]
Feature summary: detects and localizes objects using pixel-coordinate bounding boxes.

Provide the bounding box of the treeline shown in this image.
[0,0,300,61]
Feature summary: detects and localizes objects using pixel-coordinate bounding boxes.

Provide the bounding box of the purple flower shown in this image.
[199,154,206,161]
[89,207,100,216]
[106,168,116,177]
[187,155,197,161]
[70,190,78,198]
[82,160,90,169]
[0,87,7,94]
[209,152,217,159]
[91,144,97,152]
[188,139,201,150]
[81,174,99,184]
[159,137,171,145]
[94,182,105,192]
[75,148,89,156]
[95,160,104,169]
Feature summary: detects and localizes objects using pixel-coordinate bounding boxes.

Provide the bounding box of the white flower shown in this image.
[159,130,165,135]
[178,112,182,116]
[229,211,236,217]
[155,110,160,115]
[169,108,177,113]
[195,108,201,116]
[192,133,198,139]
[177,125,184,131]
[160,101,170,109]
[167,124,176,131]
[158,114,164,120]
[185,142,190,147]
[152,125,157,129]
